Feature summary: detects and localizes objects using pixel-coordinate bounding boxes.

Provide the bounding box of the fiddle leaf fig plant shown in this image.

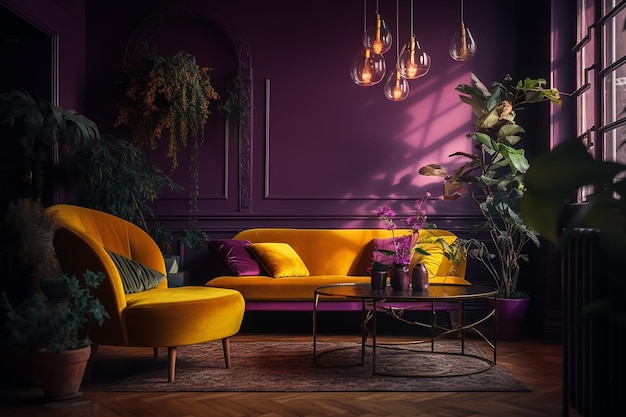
[420,73,562,298]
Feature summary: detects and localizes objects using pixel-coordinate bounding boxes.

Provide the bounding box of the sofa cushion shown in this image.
[107,250,165,294]
[411,234,458,278]
[208,239,263,276]
[249,242,310,278]
[371,237,397,269]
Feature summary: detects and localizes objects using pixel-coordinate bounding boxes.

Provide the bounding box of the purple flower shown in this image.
[376,194,432,265]
[377,205,397,230]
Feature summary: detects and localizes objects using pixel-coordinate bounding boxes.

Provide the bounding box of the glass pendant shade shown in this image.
[449,21,476,61]
[362,13,392,55]
[384,68,409,101]
[399,35,431,79]
[350,48,386,86]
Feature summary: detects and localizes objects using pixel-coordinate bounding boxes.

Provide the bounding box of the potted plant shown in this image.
[419,73,562,340]
[0,89,100,202]
[0,271,108,399]
[0,198,108,398]
[113,50,218,242]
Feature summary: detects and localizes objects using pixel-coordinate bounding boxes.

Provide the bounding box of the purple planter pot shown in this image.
[488,297,530,341]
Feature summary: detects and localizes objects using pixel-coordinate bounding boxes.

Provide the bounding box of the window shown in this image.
[576,0,626,200]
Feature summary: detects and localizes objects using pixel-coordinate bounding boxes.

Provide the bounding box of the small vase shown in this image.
[370,269,387,290]
[390,264,410,291]
[411,263,429,291]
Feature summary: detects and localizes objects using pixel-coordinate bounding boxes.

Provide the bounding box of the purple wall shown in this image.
[0,0,577,288]
[79,0,574,279]
[82,0,543,230]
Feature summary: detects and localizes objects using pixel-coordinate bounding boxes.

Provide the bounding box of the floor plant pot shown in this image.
[35,345,91,399]
[488,297,530,341]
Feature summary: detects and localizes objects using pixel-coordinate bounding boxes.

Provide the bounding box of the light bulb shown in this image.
[362,63,372,84]
[399,36,430,79]
[405,50,418,79]
[384,68,409,101]
[349,48,386,86]
[449,21,476,61]
[363,13,392,55]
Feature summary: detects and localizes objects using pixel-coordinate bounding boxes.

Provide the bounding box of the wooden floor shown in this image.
[0,331,579,417]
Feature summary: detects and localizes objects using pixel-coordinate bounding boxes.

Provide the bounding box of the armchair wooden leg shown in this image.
[222,338,231,368]
[167,346,177,383]
[153,347,159,357]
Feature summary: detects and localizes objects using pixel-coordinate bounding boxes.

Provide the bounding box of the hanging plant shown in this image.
[113,51,219,170]
[217,73,250,124]
[113,51,218,247]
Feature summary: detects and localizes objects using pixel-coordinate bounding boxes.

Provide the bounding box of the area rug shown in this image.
[108,340,529,392]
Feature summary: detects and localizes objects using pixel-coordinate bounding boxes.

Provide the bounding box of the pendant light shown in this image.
[350,0,386,86]
[362,0,392,55]
[384,0,409,101]
[449,0,477,61]
[398,0,430,79]
[350,48,386,86]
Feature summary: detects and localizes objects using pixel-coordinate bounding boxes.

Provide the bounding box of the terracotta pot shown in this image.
[35,345,91,399]
[488,297,530,341]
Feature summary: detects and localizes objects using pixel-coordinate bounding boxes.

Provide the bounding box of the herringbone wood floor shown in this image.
[1,330,575,417]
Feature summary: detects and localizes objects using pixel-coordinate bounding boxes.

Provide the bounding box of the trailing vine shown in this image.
[113,51,218,246]
[114,51,219,170]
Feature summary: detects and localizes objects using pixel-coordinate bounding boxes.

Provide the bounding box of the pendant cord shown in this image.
[363,0,367,32]
[410,0,414,35]
[460,0,464,22]
[396,0,400,61]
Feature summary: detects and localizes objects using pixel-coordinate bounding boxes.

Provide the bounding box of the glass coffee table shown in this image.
[313,282,497,376]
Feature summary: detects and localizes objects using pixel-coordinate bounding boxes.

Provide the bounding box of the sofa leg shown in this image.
[167,346,177,383]
[222,338,231,368]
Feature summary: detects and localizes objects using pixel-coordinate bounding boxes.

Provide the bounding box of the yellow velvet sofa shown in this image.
[205,228,468,312]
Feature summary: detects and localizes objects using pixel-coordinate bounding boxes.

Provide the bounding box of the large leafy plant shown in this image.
[420,74,562,298]
[0,89,100,201]
[521,137,626,317]
[71,135,181,234]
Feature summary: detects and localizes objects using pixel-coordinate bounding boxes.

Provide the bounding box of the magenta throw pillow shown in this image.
[208,239,263,276]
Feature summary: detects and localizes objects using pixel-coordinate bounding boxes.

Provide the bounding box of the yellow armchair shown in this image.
[46,204,245,382]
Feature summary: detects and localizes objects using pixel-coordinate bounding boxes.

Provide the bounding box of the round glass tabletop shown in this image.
[314,282,497,301]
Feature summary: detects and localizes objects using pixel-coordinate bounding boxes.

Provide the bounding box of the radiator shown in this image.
[561,228,625,417]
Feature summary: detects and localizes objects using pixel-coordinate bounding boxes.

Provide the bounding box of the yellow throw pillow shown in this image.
[409,235,456,278]
[249,242,310,278]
